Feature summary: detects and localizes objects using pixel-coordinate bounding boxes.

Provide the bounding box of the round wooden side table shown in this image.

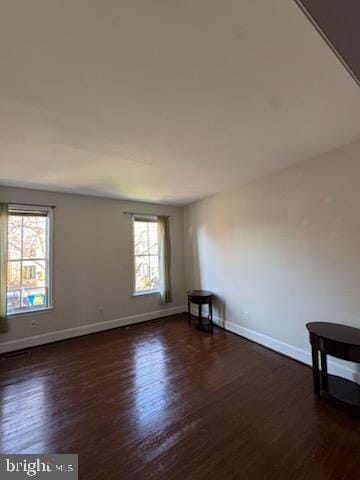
[187,290,214,333]
[306,321,360,410]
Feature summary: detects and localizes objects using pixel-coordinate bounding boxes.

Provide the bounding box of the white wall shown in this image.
[184,139,360,381]
[0,186,185,352]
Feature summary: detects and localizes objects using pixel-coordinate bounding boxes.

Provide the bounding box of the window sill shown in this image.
[8,307,54,318]
[132,290,160,297]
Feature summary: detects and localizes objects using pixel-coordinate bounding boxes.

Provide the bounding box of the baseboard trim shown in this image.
[0,305,186,354]
[190,306,359,383]
[4,306,359,384]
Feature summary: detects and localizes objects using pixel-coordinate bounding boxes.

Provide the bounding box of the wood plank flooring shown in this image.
[1,313,360,479]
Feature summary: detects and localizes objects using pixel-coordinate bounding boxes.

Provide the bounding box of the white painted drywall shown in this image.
[1,0,360,204]
[184,139,360,381]
[0,186,185,348]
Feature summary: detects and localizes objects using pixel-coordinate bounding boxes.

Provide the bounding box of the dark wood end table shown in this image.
[187,290,214,333]
[306,321,360,410]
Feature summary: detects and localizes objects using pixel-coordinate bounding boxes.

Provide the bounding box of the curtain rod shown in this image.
[123,211,161,216]
[8,202,56,209]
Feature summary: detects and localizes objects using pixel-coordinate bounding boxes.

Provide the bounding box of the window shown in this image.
[23,265,36,280]
[133,217,159,294]
[7,205,53,315]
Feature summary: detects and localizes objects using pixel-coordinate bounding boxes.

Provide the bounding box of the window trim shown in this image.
[131,215,160,296]
[7,204,54,316]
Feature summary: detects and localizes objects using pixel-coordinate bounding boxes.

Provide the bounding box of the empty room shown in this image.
[0,1,360,479]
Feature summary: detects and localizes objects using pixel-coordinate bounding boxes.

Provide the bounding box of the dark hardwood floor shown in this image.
[1,313,360,479]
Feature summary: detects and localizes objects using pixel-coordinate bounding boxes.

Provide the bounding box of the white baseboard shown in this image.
[0,305,186,354]
[190,306,359,383]
[4,305,359,384]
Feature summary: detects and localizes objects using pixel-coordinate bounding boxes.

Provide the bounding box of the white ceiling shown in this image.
[0,0,359,205]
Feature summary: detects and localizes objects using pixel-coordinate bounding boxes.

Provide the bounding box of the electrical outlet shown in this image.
[99,306,104,313]
[243,311,249,321]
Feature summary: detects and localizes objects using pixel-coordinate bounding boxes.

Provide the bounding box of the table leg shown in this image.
[311,345,320,397]
[320,351,328,391]
[209,300,213,333]
[198,304,202,328]
[188,301,191,326]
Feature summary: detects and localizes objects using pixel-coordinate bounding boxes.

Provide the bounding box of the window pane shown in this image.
[7,290,21,311]
[148,222,158,254]
[149,255,159,289]
[8,261,21,290]
[135,256,150,291]
[23,216,47,258]
[22,260,47,288]
[8,216,22,259]
[134,221,149,255]
[22,288,48,309]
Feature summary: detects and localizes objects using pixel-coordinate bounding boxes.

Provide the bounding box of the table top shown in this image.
[187,290,213,297]
[306,322,360,347]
